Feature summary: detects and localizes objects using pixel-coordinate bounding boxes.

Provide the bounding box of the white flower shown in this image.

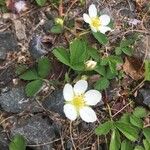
[83,4,111,34]
[14,1,27,13]
[63,80,102,122]
[85,60,97,70]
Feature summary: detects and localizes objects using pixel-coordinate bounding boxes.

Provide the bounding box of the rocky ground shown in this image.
[0,0,150,150]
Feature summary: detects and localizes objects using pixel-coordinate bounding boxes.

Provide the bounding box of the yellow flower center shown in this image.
[91,17,101,28]
[71,95,85,109]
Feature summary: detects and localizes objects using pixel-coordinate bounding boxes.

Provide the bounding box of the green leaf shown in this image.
[106,67,117,79]
[70,38,88,65]
[51,24,63,34]
[9,135,27,150]
[144,60,150,81]
[107,55,123,74]
[38,57,51,78]
[87,47,100,61]
[95,121,114,135]
[120,39,135,47]
[108,61,117,74]
[115,47,122,55]
[53,47,70,66]
[130,115,143,128]
[119,113,130,124]
[94,63,106,76]
[35,0,47,6]
[143,127,150,141]
[121,140,133,150]
[122,47,133,56]
[94,77,110,91]
[109,129,121,150]
[25,80,43,97]
[133,107,147,118]
[92,32,108,45]
[134,146,144,150]
[0,0,5,5]
[19,69,39,81]
[108,55,123,64]
[115,121,139,141]
[143,139,150,150]
[15,65,28,75]
[71,63,85,71]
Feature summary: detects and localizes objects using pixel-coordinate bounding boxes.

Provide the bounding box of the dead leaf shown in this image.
[123,57,144,80]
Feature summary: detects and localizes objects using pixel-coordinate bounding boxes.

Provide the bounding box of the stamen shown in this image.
[71,95,85,109]
[91,17,101,28]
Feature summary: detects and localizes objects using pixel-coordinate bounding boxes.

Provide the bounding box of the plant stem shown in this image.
[107,103,113,121]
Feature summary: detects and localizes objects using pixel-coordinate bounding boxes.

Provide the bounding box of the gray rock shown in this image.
[0,49,7,60]
[29,35,47,59]
[0,128,9,150]
[42,90,64,116]
[138,88,150,107]
[0,86,43,113]
[134,35,150,60]
[10,115,55,150]
[0,66,16,88]
[0,32,18,60]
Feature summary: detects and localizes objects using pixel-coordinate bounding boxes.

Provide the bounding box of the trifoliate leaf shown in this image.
[109,129,121,150]
[115,47,122,55]
[95,121,114,135]
[19,69,39,81]
[121,140,133,150]
[51,24,63,34]
[143,139,150,150]
[122,47,133,56]
[94,63,106,76]
[53,47,70,66]
[133,107,147,118]
[87,47,100,61]
[25,79,43,97]
[92,32,108,45]
[143,127,150,141]
[94,77,110,91]
[119,113,130,124]
[35,0,47,6]
[134,146,144,150]
[38,57,51,78]
[130,115,143,128]
[115,121,139,141]
[70,38,88,65]
[9,135,27,150]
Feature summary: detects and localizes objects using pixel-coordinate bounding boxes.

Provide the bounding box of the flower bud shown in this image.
[85,60,97,70]
[55,18,64,26]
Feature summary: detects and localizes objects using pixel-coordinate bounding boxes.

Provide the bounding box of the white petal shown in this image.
[79,107,97,122]
[89,4,97,18]
[63,83,74,101]
[91,27,98,32]
[85,90,102,106]
[64,104,77,121]
[74,80,88,95]
[100,15,110,26]
[83,13,91,23]
[99,26,111,34]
